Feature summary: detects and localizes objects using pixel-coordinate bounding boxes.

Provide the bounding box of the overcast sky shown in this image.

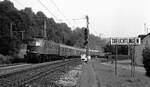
[10,0,150,37]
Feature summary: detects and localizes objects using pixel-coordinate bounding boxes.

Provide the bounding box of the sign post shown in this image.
[115,45,118,75]
[131,45,135,78]
[111,37,141,77]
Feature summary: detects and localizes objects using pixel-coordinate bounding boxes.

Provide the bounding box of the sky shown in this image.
[8,0,150,37]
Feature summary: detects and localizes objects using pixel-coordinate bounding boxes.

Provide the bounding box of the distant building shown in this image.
[135,34,150,65]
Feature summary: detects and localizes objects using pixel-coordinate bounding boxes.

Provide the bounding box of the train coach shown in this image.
[25,38,101,63]
[59,44,85,59]
[89,50,99,58]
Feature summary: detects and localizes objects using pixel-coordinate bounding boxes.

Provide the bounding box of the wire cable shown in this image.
[48,0,66,19]
[48,0,74,27]
[37,0,58,20]
[11,0,26,8]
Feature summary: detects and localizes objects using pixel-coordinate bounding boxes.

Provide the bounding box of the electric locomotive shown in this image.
[26,38,60,63]
[25,38,102,63]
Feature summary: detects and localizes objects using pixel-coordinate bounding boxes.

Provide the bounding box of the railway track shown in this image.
[0,58,80,87]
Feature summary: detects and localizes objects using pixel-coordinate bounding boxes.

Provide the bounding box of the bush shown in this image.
[0,54,12,64]
[142,47,150,77]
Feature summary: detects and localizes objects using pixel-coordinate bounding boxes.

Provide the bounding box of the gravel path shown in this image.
[55,65,82,87]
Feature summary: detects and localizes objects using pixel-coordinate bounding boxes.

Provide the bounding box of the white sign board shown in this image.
[111,37,141,45]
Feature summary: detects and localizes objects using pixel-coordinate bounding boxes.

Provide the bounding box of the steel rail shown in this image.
[0,58,80,87]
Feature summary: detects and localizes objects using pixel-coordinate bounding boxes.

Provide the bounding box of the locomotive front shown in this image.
[27,38,43,53]
[26,38,44,63]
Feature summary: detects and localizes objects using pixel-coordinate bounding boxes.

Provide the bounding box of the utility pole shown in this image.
[115,45,118,75]
[147,28,149,34]
[44,20,47,39]
[10,22,25,40]
[144,23,148,34]
[10,22,13,39]
[13,31,25,40]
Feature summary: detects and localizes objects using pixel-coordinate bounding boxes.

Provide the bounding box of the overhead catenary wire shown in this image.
[72,18,85,21]
[12,0,58,21]
[89,22,102,36]
[37,0,77,31]
[11,0,78,29]
[37,0,58,21]
[48,0,74,28]
[48,0,66,20]
[11,0,26,8]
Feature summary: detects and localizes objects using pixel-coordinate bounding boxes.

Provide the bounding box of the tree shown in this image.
[0,0,107,59]
[0,0,30,56]
[142,47,150,77]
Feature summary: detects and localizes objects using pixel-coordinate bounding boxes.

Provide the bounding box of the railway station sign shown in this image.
[111,37,141,45]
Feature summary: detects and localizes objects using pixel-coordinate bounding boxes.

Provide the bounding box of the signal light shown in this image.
[84,40,88,45]
[84,28,88,40]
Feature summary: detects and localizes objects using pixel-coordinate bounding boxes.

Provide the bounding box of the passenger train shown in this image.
[25,38,101,63]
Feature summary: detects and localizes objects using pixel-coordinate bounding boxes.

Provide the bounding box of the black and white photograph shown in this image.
[0,0,150,87]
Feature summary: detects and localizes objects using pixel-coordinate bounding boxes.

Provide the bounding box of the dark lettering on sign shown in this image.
[118,39,128,44]
[136,39,139,43]
[112,39,117,43]
[129,39,135,43]
[111,38,140,45]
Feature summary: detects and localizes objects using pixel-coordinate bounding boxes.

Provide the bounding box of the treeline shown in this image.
[103,43,128,55]
[0,0,106,57]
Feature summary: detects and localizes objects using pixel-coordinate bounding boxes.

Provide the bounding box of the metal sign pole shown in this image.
[131,45,133,77]
[115,45,118,75]
[133,45,135,78]
[128,45,130,59]
[131,45,135,78]
[128,45,132,77]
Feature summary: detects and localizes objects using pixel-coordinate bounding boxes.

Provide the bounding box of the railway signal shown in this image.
[73,15,89,58]
[74,15,89,60]
[84,28,88,40]
[85,16,89,59]
[84,28,88,45]
[84,40,88,45]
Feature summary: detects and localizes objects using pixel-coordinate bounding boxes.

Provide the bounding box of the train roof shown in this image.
[29,38,58,44]
[28,38,100,52]
[59,44,85,51]
[89,50,99,52]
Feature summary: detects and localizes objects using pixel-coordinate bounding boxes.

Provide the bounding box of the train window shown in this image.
[146,40,148,46]
[65,48,67,52]
[45,42,47,48]
[28,40,36,46]
[35,40,43,47]
[45,42,48,48]
[62,48,65,52]
[50,42,54,48]
[52,44,56,48]
[53,44,56,48]
[49,42,51,48]
[49,42,51,47]
[48,42,50,48]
